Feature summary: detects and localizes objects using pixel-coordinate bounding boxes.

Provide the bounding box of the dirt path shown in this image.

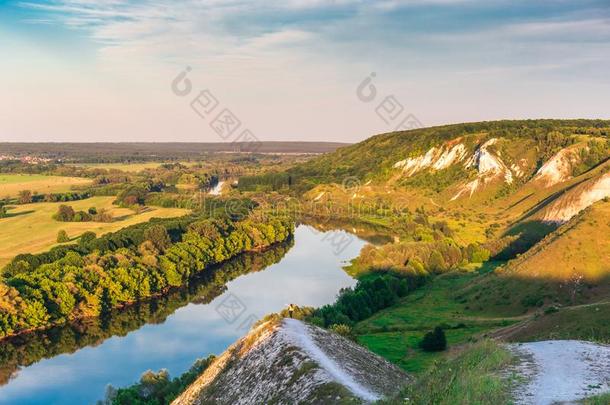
[509,340,610,404]
[283,319,380,402]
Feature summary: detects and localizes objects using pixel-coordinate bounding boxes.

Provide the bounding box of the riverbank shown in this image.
[0,214,294,340]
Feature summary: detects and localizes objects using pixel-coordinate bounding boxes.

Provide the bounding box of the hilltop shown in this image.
[172,318,408,405]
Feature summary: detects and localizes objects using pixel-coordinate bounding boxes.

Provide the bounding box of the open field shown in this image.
[66,161,201,172]
[354,271,520,373]
[0,173,92,198]
[0,196,189,267]
[67,162,168,172]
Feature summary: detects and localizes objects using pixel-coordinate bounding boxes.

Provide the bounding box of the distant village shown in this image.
[0,154,52,164]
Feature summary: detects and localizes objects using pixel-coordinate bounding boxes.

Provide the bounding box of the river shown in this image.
[0,225,367,405]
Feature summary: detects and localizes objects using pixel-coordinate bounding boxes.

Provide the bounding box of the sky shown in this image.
[0,0,609,143]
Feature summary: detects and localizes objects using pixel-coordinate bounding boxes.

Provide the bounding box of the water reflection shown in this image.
[0,240,293,386]
[0,226,365,405]
[300,216,395,246]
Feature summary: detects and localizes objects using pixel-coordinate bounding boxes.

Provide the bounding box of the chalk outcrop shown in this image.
[172,319,409,405]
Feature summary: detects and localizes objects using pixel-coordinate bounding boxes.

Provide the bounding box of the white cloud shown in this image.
[3,0,609,142]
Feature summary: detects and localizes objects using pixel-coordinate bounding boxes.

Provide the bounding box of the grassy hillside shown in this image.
[293,121,609,380]
[354,271,519,373]
[285,119,610,188]
[457,199,610,318]
[380,340,516,405]
[496,301,610,343]
[507,199,610,282]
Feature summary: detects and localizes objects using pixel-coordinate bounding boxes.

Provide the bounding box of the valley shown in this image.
[0,120,609,404]
[0,226,365,404]
[4,0,610,402]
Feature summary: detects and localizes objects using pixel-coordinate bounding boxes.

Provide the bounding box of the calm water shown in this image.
[0,226,366,405]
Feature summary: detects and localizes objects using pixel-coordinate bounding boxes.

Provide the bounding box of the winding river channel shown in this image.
[0,225,370,405]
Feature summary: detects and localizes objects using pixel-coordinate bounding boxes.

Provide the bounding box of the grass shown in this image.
[580,392,610,405]
[505,301,610,344]
[456,201,610,318]
[0,196,189,266]
[354,271,519,373]
[379,340,517,405]
[0,173,91,198]
[508,200,610,282]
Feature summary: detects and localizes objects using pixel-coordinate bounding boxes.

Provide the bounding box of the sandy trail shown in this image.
[282,319,380,402]
[509,340,610,405]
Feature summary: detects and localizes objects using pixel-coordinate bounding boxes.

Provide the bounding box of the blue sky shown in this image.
[1,0,609,142]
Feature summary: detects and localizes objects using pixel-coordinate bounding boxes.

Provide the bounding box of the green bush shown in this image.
[79,231,96,245]
[311,273,426,327]
[329,324,354,340]
[53,204,75,222]
[105,355,215,405]
[420,326,447,352]
[57,230,70,243]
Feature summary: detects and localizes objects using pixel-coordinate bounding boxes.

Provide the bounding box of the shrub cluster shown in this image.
[354,239,490,276]
[420,326,447,352]
[53,204,113,223]
[310,273,427,328]
[103,356,216,405]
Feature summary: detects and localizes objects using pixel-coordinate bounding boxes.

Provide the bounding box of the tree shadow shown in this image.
[514,177,590,223]
[494,220,558,260]
[0,209,35,219]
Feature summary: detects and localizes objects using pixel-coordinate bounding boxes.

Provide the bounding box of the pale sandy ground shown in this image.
[509,340,610,405]
[283,319,380,402]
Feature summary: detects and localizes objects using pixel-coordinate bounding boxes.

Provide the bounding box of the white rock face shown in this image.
[542,171,610,223]
[451,138,514,200]
[173,319,409,405]
[393,142,467,177]
[393,137,528,201]
[465,138,512,183]
[511,163,525,178]
[534,147,581,187]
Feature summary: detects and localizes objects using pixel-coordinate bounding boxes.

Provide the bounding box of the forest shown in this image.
[0,205,294,338]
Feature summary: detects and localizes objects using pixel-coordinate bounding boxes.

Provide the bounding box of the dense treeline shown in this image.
[144,191,231,209]
[237,172,292,192]
[3,199,256,277]
[351,238,489,277]
[309,273,427,328]
[3,216,194,277]
[1,191,91,206]
[0,208,294,338]
[573,139,610,176]
[0,241,293,384]
[299,202,491,275]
